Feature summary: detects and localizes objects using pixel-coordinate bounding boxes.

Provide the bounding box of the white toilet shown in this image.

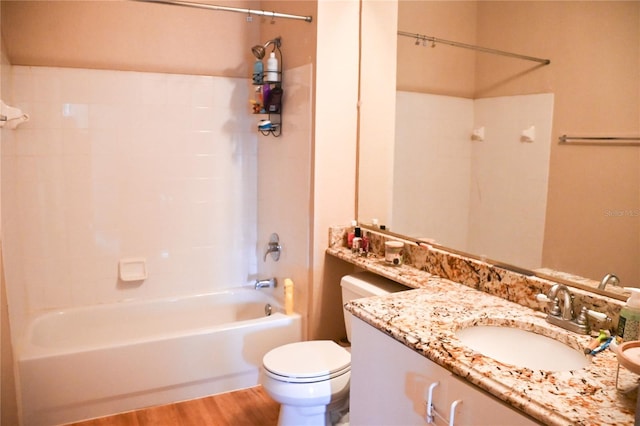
[260,271,409,426]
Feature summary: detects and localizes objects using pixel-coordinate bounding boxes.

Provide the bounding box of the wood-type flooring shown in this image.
[67,386,279,426]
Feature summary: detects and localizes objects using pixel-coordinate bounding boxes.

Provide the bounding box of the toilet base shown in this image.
[277,395,349,426]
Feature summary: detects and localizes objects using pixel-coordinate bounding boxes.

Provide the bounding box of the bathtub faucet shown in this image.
[255,278,277,289]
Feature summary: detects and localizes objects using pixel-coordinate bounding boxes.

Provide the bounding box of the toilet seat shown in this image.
[263,340,351,383]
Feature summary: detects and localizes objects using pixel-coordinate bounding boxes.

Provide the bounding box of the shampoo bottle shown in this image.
[266,52,279,82]
[252,59,264,85]
[284,278,294,315]
[616,287,640,344]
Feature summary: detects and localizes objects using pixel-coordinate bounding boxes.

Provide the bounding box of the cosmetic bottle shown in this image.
[616,287,640,344]
[351,227,363,254]
[266,52,279,82]
[347,220,358,248]
[252,59,264,85]
[360,229,369,255]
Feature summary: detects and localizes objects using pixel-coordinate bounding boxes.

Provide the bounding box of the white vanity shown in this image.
[350,316,537,425]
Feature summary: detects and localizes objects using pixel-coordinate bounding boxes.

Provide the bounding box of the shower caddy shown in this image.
[252,38,283,137]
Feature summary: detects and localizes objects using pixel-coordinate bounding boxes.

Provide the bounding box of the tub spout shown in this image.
[255,278,277,289]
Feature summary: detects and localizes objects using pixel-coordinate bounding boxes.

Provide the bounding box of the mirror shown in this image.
[358,1,639,300]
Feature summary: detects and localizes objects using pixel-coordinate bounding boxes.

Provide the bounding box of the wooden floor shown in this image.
[68,386,280,426]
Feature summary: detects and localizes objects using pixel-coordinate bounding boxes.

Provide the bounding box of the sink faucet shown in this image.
[255,277,277,289]
[547,284,573,320]
[598,273,620,290]
[536,284,609,335]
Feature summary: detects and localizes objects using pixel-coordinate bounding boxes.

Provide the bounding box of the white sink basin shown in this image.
[455,325,590,371]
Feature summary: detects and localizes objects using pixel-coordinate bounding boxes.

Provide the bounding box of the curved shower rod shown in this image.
[133,0,313,23]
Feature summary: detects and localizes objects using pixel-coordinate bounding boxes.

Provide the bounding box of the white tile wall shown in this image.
[468,93,554,269]
[392,92,553,269]
[393,92,474,249]
[2,66,259,333]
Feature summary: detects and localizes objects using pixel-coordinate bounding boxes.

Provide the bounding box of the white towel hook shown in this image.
[521,125,535,143]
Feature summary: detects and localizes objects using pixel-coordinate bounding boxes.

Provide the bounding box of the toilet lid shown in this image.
[263,340,351,382]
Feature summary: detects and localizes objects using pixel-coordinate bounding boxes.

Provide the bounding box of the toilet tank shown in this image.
[341,271,409,342]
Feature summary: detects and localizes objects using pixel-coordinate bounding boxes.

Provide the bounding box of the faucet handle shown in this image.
[536,293,551,303]
[576,306,610,326]
[263,233,282,262]
[536,293,562,316]
[585,307,609,322]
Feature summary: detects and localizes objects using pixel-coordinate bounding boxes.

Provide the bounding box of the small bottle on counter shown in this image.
[616,287,640,344]
[347,220,358,248]
[351,227,363,254]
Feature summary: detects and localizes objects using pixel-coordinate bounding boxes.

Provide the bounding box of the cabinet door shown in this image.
[446,375,540,426]
[349,317,540,426]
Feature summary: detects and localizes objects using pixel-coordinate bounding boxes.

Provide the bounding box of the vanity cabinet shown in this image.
[349,317,541,426]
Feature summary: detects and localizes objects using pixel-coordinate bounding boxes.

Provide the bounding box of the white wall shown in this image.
[2,66,259,338]
[392,92,553,269]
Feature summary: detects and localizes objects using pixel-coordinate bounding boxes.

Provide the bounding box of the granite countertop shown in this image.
[328,247,637,426]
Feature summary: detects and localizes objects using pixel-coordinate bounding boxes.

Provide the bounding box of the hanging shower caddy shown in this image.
[251,37,283,137]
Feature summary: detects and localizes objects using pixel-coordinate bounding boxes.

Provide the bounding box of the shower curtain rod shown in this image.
[398,30,550,65]
[133,0,313,23]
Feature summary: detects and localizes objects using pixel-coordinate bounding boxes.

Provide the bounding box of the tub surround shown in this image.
[327,226,636,425]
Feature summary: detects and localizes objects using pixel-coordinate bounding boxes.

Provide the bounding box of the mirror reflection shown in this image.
[360,1,639,298]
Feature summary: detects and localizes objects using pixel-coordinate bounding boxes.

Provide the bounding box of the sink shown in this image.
[455,325,590,371]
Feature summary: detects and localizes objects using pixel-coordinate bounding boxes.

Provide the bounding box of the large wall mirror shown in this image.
[358,0,639,300]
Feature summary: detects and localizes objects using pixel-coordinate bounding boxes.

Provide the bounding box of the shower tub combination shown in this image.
[17,287,301,426]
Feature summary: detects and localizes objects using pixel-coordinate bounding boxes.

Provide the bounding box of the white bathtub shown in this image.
[17,287,301,426]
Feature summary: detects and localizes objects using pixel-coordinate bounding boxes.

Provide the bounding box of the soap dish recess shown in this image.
[119,258,148,282]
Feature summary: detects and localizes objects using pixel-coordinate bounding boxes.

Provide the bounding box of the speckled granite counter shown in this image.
[328,247,638,425]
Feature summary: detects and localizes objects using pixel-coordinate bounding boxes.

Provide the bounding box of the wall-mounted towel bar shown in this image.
[559,135,640,146]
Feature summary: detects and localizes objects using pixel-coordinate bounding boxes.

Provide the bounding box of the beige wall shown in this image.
[396,1,477,98]
[2,0,262,76]
[391,1,640,283]
[1,5,20,423]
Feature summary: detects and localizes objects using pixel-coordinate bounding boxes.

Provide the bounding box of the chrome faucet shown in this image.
[536,284,609,335]
[598,273,620,290]
[255,277,277,289]
[547,284,574,320]
[537,284,583,333]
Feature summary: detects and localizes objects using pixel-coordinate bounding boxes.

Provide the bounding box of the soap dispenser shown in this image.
[616,287,640,344]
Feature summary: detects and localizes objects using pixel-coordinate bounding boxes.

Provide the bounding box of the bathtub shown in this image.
[17,287,301,426]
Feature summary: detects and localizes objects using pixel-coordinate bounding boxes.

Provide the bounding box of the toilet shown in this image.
[260,271,409,426]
